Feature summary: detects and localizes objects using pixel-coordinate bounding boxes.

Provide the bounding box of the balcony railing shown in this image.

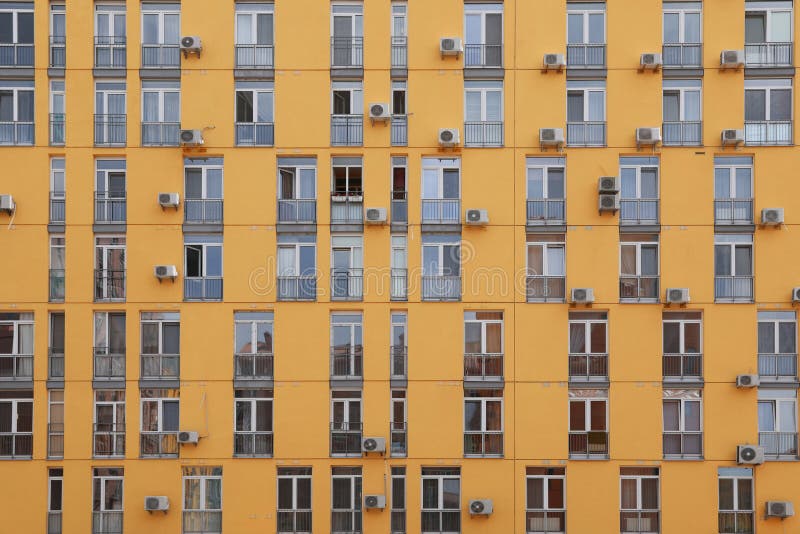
[569,354,608,381]
[141,43,180,68]
[140,431,178,457]
[391,268,408,301]
[330,421,362,455]
[526,512,565,534]
[464,43,503,67]
[464,353,503,381]
[331,347,363,379]
[390,346,407,379]
[234,431,273,456]
[141,122,180,146]
[758,353,797,380]
[620,199,658,224]
[331,268,363,301]
[715,276,753,302]
[277,276,317,301]
[94,269,126,301]
[184,198,223,223]
[391,194,407,224]
[391,421,407,456]
[278,510,312,534]
[331,115,363,146]
[141,353,179,379]
[183,511,222,534]
[714,199,753,225]
[568,431,608,457]
[526,276,566,303]
[49,113,65,145]
[47,511,62,534]
[235,43,274,68]
[567,44,606,67]
[330,194,363,224]
[718,511,754,534]
[0,43,34,67]
[94,114,126,146]
[663,431,702,457]
[331,510,362,534]
[0,121,34,145]
[391,115,407,146]
[234,352,274,379]
[50,269,65,302]
[391,36,407,67]
[48,349,65,379]
[50,195,65,223]
[49,36,65,67]
[235,122,275,146]
[92,511,123,534]
[391,509,406,534]
[464,431,503,456]
[620,512,659,534]
[94,423,125,457]
[0,353,33,380]
[745,121,792,146]
[567,122,606,147]
[662,43,702,68]
[184,277,223,301]
[93,347,125,379]
[278,199,316,223]
[620,276,660,301]
[663,121,702,146]
[663,353,702,381]
[48,423,64,458]
[422,275,461,301]
[94,36,127,68]
[759,431,798,457]
[526,199,565,224]
[464,121,503,147]
[0,432,33,458]
[421,511,460,534]
[95,194,126,223]
[421,199,460,223]
[745,42,793,67]
[331,36,363,67]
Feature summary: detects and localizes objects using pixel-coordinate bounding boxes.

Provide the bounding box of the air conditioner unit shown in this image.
[736,374,760,388]
[365,207,387,224]
[571,287,595,304]
[599,193,620,212]
[737,444,765,465]
[154,265,178,280]
[761,208,784,226]
[666,288,690,304]
[468,499,493,516]
[539,128,565,147]
[543,53,566,70]
[438,128,460,147]
[364,495,386,510]
[0,194,14,213]
[158,192,180,208]
[792,287,800,303]
[598,176,620,194]
[440,37,464,55]
[640,53,663,69]
[766,501,795,518]
[144,496,169,512]
[721,129,745,146]
[636,127,662,145]
[361,437,386,453]
[465,209,489,225]
[369,103,390,121]
[180,129,204,146]
[177,431,199,444]
[180,36,202,56]
[720,49,745,68]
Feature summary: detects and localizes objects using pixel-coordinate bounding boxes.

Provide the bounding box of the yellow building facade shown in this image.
[1,0,800,532]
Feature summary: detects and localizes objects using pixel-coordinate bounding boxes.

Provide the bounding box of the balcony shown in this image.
[464,353,503,381]
[759,431,798,458]
[391,421,407,457]
[93,347,125,380]
[48,423,64,458]
[567,44,606,68]
[421,511,460,533]
[526,199,565,224]
[620,512,659,534]
[758,353,797,380]
[47,512,62,534]
[0,43,34,67]
[48,348,64,379]
[391,269,408,302]
[94,269,126,301]
[715,276,753,302]
[277,276,316,301]
[745,42,793,67]
[0,121,34,145]
[331,37,363,68]
[663,431,702,458]
[183,511,222,534]
[49,269,65,302]
[569,354,608,382]
[92,511,122,534]
[422,275,461,301]
[141,44,180,68]
[465,43,503,68]
[141,122,180,146]
[0,432,32,458]
[94,114,126,146]
[718,512,754,534]
[95,194,126,223]
[234,431,273,456]
[278,510,312,534]
[526,276,566,303]
[331,268,363,301]
[745,121,792,146]
[391,346,407,379]
[620,276,660,302]
[663,121,701,146]
[464,121,503,147]
[141,353,179,380]
[184,199,223,224]
[391,36,407,67]
[330,347,363,380]
[662,43,702,68]
[620,199,659,225]
[567,122,606,147]
[0,353,33,380]
[234,352,274,379]
[331,115,363,146]
[94,36,126,68]
[49,113,65,146]
[568,431,608,458]
[391,115,407,146]
[278,199,316,223]
[94,423,125,457]
[464,431,503,457]
[663,353,702,382]
[235,122,274,146]
[49,36,65,68]
[330,194,363,224]
[140,431,178,457]
[235,43,274,68]
[714,199,753,225]
[421,199,460,224]
[330,422,362,455]
[184,277,223,301]
[391,193,408,224]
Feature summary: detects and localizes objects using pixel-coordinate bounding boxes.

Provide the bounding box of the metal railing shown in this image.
[141,43,180,68]
[235,43,274,68]
[715,276,753,302]
[421,199,460,223]
[391,194,407,224]
[0,433,33,458]
[183,511,222,534]
[331,347,363,379]
[0,43,34,67]
[663,121,702,146]
[0,353,33,380]
[48,423,64,458]
[526,199,565,223]
[94,269,126,301]
[714,199,753,225]
[620,199,658,224]
[391,36,407,67]
[464,121,504,147]
[94,346,126,379]
[331,268,363,301]
[184,277,223,301]
[745,121,792,146]
[758,353,797,379]
[94,114,126,146]
[391,509,406,534]
[745,42,793,67]
[234,431,273,456]
[663,431,702,457]
[141,353,179,379]
[421,511,460,534]
[49,36,65,67]
[465,43,503,67]
[278,199,316,223]
[48,348,65,379]
[330,422,362,455]
[391,269,408,301]
[567,44,606,67]
[49,113,65,145]
[235,122,275,146]
[331,509,362,534]
[50,269,65,302]
[464,353,503,381]
[95,194,126,223]
[526,276,566,302]
[422,275,461,301]
[277,276,317,301]
[391,421,407,456]
[0,121,34,145]
[567,122,606,146]
[759,431,798,457]
[718,511,754,534]
[141,122,180,146]
[50,195,65,223]
[47,511,62,534]
[662,43,702,68]
[140,431,178,457]
[569,431,608,457]
[620,512,659,534]
[569,354,608,381]
[94,36,127,68]
[464,431,503,456]
[390,346,407,378]
[184,198,223,223]
[331,115,363,146]
[525,511,566,534]
[331,36,363,67]
[391,115,407,146]
[330,194,363,224]
[234,352,274,379]
[92,511,123,534]
[619,276,660,301]
[278,510,312,533]
[94,423,125,457]
[663,353,702,381]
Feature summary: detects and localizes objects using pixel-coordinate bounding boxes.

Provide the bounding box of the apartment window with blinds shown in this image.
[663,79,701,145]
[94,159,126,224]
[94,390,125,457]
[620,467,660,534]
[93,312,126,380]
[464,311,503,381]
[620,234,660,302]
[277,235,317,301]
[184,158,224,224]
[94,3,126,68]
[330,390,362,456]
[566,2,606,67]
[758,388,798,458]
[234,2,274,68]
[0,3,34,66]
[619,157,659,225]
[278,467,312,533]
[235,81,274,146]
[663,389,702,458]
[0,80,34,145]
[526,157,566,224]
[527,234,566,303]
[745,1,793,67]
[331,81,363,146]
[714,156,753,225]
[422,234,461,302]
[94,81,126,146]
[422,158,461,224]
[464,3,502,67]
[183,466,222,534]
[758,310,797,380]
[718,467,754,534]
[662,2,702,67]
[525,467,565,534]
[331,4,363,68]
[49,81,65,145]
[566,80,605,146]
[278,157,317,224]
[662,312,702,381]
[140,312,180,380]
[464,80,503,147]
[744,78,792,145]
[141,3,180,68]
[331,236,364,301]
[714,234,753,302]
[141,80,180,146]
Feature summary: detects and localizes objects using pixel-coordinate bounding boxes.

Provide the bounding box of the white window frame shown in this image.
[420,469,461,518]
[620,162,659,202]
[619,469,660,514]
[278,163,316,200]
[93,470,124,512]
[94,391,126,438]
[714,236,753,277]
[140,7,180,45]
[234,4,274,45]
[662,313,702,355]
[94,81,127,115]
[663,3,702,44]
[95,5,126,40]
[94,235,126,274]
[0,4,33,44]
[182,470,223,514]
[745,78,793,121]
[234,313,274,354]
[568,314,607,355]
[663,82,702,122]
[568,393,608,433]
[277,242,316,276]
[49,80,65,121]
[50,157,65,197]
[184,241,224,278]
[718,471,754,515]
[233,390,273,433]
[463,392,504,445]
[526,161,565,200]
[330,390,362,428]
[714,161,753,200]
[421,159,461,200]
[48,469,63,514]
[0,313,34,355]
[0,84,34,122]
[140,395,179,433]
[745,3,793,43]
[566,85,606,122]
[464,312,504,355]
[391,2,407,37]
[330,468,362,520]
[277,468,312,526]
[184,163,223,200]
[235,86,274,124]
[758,391,798,433]
[421,242,461,276]
[140,313,179,356]
[566,6,606,44]
[464,83,503,122]
[525,468,567,524]
[620,241,660,277]
[331,82,363,116]
[662,390,703,435]
[758,311,797,354]
[141,83,180,123]
[391,388,407,429]
[0,398,32,436]
[464,4,503,46]
[526,238,566,277]
[330,4,363,37]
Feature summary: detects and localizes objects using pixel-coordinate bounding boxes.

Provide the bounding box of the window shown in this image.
[620,234,660,301]
[141,80,180,146]
[140,388,179,457]
[714,156,753,225]
[525,467,566,534]
[391,156,408,223]
[391,466,406,534]
[140,312,180,380]
[330,390,362,455]
[331,157,363,224]
[568,312,607,381]
[48,390,64,458]
[758,389,798,458]
[464,311,503,381]
[235,81,274,146]
[331,4,363,67]
[389,236,408,301]
[92,468,123,534]
[94,390,125,457]
[620,157,659,224]
[390,312,408,379]
[662,312,702,381]
[94,81,126,146]
[49,80,65,145]
[758,311,797,379]
[93,312,126,379]
[185,158,224,223]
[422,158,460,223]
[48,312,65,379]
[620,467,660,534]
[391,2,407,67]
[566,2,605,66]
[718,468,754,534]
[277,235,317,301]
[0,3,34,66]
[392,81,407,146]
[331,467,362,533]
[331,82,364,145]
[464,80,503,146]
[0,80,34,145]
[744,78,792,145]
[663,79,702,145]
[464,3,503,67]
[94,159,126,223]
[331,314,363,379]
[49,157,65,222]
[48,468,63,534]
[183,466,222,534]
[278,467,312,533]
[526,234,566,302]
[49,238,65,304]
[662,2,702,67]
[278,157,317,223]
[141,3,180,68]
[568,389,608,458]
[95,236,126,301]
[526,157,565,223]
[663,389,702,458]
[234,389,273,456]
[94,3,126,68]
[0,390,32,458]
[745,1,792,66]
[464,389,503,456]
[714,234,753,301]
[391,389,407,456]
[234,311,274,379]
[235,2,274,67]
[566,80,605,146]
[0,312,33,380]
[331,236,364,300]
[422,234,461,301]
[421,467,460,534]
[184,235,223,301]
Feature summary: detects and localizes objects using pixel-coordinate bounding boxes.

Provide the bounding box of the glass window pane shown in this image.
[769,89,792,121]
[663,92,680,122]
[714,245,731,276]
[526,478,543,509]
[590,323,606,353]
[547,246,565,276]
[527,168,543,199]
[718,479,734,510]
[684,401,701,431]
[734,246,752,276]
[714,168,730,199]
[567,14,583,44]
[684,323,700,353]
[663,322,680,353]
[684,13,701,42]
[735,168,752,198]
[569,400,585,431]
[588,13,604,43]
[569,323,585,353]
[548,169,565,199]
[779,322,796,353]
[771,11,792,42]
[758,401,775,431]
[485,323,502,353]
[663,13,679,43]
[738,479,753,511]
[745,90,766,121]
[567,92,583,122]
[745,13,766,43]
